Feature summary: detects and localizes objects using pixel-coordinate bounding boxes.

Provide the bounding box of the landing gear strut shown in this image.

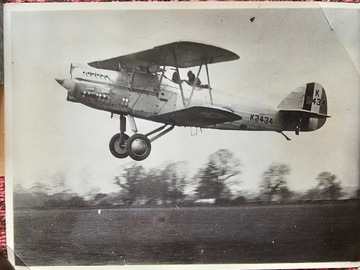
[109,115,129,159]
[295,115,302,135]
[109,115,174,161]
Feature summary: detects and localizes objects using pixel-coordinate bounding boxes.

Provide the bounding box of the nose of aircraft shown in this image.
[55,78,75,92]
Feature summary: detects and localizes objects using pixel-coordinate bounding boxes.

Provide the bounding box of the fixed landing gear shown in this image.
[126,134,151,161]
[109,115,173,161]
[109,115,130,158]
[109,133,129,158]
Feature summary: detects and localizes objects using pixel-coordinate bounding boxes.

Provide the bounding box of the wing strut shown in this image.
[186,60,214,107]
[171,50,187,107]
[128,59,137,91]
[159,65,166,86]
[205,63,213,105]
[187,64,203,106]
[171,50,215,108]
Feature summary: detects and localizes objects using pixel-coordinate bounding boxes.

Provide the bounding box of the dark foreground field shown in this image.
[14,201,360,266]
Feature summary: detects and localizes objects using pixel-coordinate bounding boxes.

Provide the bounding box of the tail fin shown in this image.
[278,82,329,132]
[278,82,328,117]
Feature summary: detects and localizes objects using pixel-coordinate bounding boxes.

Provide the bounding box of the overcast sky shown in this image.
[5,3,360,195]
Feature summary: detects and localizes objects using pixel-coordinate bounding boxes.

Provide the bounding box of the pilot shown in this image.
[186,71,201,86]
[172,71,181,84]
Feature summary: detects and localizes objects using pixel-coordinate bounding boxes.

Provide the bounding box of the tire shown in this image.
[126,134,151,161]
[109,133,129,159]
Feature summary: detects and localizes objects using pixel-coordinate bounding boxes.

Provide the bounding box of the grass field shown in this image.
[14,201,360,266]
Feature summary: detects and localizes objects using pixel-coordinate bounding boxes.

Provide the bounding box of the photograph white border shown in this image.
[4,2,360,269]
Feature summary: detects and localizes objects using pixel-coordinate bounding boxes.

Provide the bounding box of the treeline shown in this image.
[13,149,360,210]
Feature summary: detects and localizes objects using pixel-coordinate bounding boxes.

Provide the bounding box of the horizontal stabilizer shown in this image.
[152,106,242,127]
[279,109,330,118]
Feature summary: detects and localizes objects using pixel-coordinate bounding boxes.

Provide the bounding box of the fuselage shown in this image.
[58,64,319,133]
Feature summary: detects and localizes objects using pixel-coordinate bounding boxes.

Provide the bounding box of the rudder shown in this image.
[302,82,327,116]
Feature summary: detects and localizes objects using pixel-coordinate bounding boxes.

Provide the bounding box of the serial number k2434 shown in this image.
[250,114,273,125]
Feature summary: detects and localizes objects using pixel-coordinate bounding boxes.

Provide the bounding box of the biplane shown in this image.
[56,41,329,161]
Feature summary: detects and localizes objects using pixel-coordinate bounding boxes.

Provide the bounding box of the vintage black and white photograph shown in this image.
[4,3,360,268]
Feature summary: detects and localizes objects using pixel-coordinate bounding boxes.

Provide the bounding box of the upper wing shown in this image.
[151,106,242,127]
[88,41,239,70]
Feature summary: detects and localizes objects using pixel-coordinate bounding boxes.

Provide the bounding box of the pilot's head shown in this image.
[187,71,195,79]
[172,72,180,81]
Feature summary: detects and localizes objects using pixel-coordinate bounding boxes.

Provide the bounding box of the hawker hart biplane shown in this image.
[56,41,329,161]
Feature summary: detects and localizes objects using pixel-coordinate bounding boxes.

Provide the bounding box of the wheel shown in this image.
[109,133,129,159]
[126,134,151,161]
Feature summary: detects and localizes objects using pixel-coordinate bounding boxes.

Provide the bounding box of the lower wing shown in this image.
[151,106,242,127]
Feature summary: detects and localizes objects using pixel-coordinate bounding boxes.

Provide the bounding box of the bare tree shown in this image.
[14,183,26,194]
[195,149,241,199]
[302,187,321,201]
[114,161,191,205]
[144,168,168,203]
[50,172,71,194]
[260,163,291,202]
[30,182,52,195]
[114,163,146,205]
[163,161,189,203]
[315,171,343,200]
